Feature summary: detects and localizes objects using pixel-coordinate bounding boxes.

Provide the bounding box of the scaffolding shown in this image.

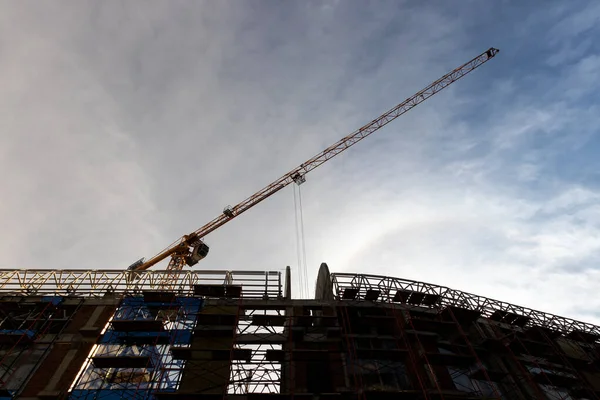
[331,273,600,337]
[151,288,346,397]
[331,272,600,399]
[69,292,203,399]
[0,294,96,398]
[66,271,286,400]
[1,268,600,399]
[0,295,62,396]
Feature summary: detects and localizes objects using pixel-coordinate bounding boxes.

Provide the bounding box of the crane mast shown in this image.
[130,47,499,273]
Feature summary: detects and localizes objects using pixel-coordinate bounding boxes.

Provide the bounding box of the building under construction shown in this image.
[0,264,597,400]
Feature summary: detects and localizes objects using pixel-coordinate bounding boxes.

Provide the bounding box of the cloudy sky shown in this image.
[1,1,600,322]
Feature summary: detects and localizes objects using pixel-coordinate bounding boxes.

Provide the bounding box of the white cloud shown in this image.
[1,1,600,327]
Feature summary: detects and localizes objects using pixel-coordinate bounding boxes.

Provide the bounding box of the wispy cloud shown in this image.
[1,1,600,323]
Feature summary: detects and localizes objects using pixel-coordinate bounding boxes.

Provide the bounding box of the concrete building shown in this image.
[0,265,599,399]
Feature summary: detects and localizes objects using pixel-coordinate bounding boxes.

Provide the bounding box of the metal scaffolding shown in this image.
[331,272,600,399]
[331,273,600,338]
[0,295,86,397]
[69,293,203,399]
[1,268,600,399]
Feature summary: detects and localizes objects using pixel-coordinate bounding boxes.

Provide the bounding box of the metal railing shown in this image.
[0,269,282,299]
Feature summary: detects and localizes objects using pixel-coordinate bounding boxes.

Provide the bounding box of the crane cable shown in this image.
[298,185,310,298]
[293,184,302,297]
[293,184,310,298]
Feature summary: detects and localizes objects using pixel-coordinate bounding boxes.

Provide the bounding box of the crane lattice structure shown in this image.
[129,48,500,277]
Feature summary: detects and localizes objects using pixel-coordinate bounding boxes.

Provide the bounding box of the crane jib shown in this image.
[132,47,499,272]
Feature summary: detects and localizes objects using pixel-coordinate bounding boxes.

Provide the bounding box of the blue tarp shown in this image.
[69,297,203,398]
[41,295,63,305]
[0,389,13,400]
[0,329,35,339]
[114,297,202,321]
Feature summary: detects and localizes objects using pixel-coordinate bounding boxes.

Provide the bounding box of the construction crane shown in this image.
[128,47,500,274]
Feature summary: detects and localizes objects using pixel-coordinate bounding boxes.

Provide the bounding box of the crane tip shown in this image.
[487,48,500,58]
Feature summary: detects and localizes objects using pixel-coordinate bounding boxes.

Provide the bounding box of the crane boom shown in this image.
[132,47,499,272]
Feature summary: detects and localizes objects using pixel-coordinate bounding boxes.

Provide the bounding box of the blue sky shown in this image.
[1,1,600,322]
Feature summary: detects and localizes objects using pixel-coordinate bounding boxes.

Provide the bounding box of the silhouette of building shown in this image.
[0,265,598,400]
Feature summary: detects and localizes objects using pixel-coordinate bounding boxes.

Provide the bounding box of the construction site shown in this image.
[2,48,597,399]
[0,265,598,400]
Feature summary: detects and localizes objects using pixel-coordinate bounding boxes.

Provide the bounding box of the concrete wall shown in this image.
[178,304,238,395]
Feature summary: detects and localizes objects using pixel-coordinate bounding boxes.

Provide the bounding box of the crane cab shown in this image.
[186,242,210,266]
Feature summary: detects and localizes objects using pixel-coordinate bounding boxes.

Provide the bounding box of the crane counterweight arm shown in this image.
[133,47,499,272]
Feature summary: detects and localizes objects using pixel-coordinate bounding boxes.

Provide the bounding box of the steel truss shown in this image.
[134,47,500,273]
[70,295,202,399]
[229,306,285,394]
[0,295,84,397]
[171,300,290,395]
[331,273,600,338]
[431,308,505,399]
[0,270,282,299]
[171,299,344,396]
